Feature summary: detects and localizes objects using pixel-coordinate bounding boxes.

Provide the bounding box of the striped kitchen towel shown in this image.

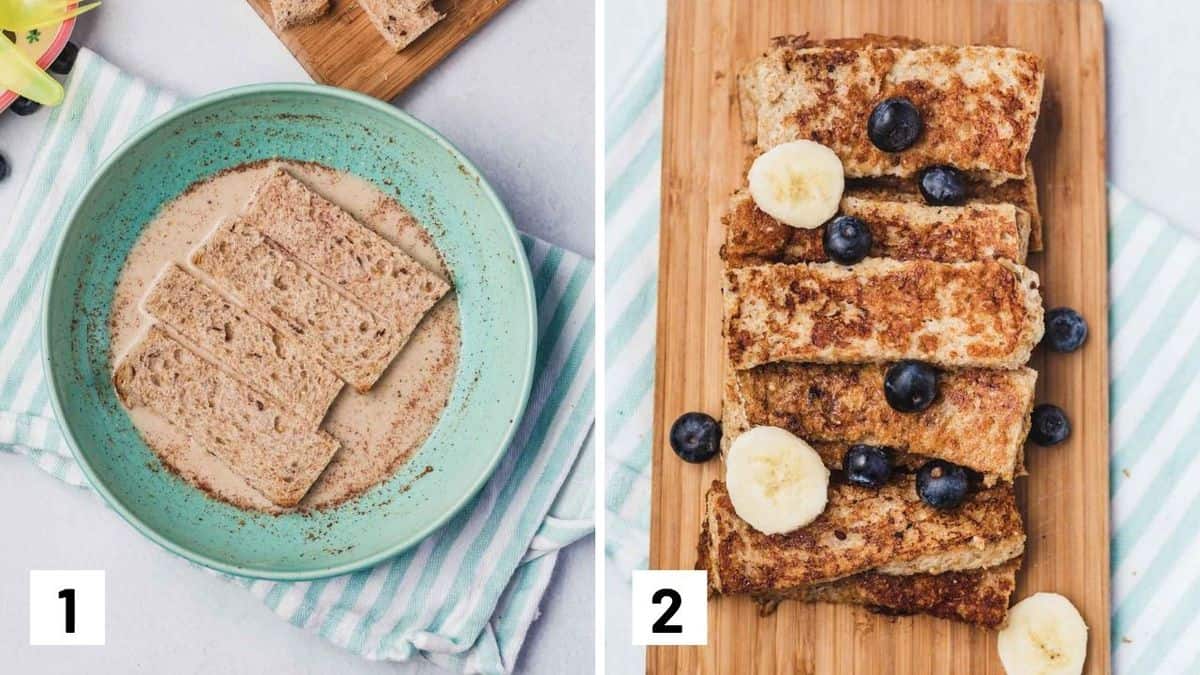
[605,11,1200,674]
[0,49,594,675]
[604,0,664,575]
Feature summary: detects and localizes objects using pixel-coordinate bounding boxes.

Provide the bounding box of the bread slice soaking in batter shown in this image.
[192,218,411,393]
[114,327,340,508]
[143,264,343,429]
[240,168,450,346]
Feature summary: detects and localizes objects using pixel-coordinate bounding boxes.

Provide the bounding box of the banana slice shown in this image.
[998,593,1088,675]
[747,140,845,229]
[726,426,829,534]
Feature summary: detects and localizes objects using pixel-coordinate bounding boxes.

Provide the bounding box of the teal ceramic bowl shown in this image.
[43,84,536,580]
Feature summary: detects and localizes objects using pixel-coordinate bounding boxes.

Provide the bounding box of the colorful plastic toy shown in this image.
[0,1,98,105]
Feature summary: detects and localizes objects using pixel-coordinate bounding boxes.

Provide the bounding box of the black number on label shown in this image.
[57,588,75,634]
[651,588,683,634]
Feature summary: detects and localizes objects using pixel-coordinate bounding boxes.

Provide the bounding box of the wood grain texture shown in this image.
[648,1,1109,673]
[245,0,511,100]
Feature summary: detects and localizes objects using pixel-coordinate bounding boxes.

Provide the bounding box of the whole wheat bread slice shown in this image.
[113,327,339,508]
[355,0,443,51]
[240,169,450,348]
[191,219,407,393]
[143,265,343,428]
[270,0,330,30]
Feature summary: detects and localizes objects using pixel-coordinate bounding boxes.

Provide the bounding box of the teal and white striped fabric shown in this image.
[604,13,1200,673]
[0,50,594,675]
[1108,192,1200,673]
[603,0,665,575]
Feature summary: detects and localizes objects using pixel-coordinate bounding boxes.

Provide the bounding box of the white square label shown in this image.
[631,569,708,645]
[29,570,105,646]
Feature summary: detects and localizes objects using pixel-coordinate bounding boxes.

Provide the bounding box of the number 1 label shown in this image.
[29,570,104,646]
[58,588,76,634]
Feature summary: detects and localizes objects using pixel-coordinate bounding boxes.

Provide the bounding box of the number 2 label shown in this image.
[632,570,707,645]
[651,588,683,634]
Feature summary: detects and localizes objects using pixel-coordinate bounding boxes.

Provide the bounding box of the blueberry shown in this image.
[1044,307,1088,353]
[867,97,923,152]
[669,412,722,463]
[0,153,9,183]
[823,215,873,265]
[884,360,939,413]
[49,42,79,76]
[843,444,893,489]
[916,459,970,509]
[10,97,41,116]
[1029,404,1070,446]
[918,165,967,205]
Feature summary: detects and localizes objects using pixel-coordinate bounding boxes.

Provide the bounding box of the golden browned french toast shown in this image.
[720,364,1029,481]
[762,558,1021,628]
[738,35,1044,184]
[699,480,1025,595]
[723,259,1044,370]
[846,163,1043,250]
[721,190,1030,268]
[732,363,1036,482]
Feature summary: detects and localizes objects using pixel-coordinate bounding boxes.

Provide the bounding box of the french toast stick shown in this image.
[724,258,1043,370]
[699,480,1025,594]
[732,363,1035,482]
[738,35,1044,185]
[721,191,1031,268]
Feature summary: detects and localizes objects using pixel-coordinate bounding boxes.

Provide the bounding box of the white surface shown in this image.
[604,1,1200,673]
[1103,0,1200,234]
[0,0,594,673]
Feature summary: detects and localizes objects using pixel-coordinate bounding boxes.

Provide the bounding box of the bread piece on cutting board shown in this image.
[270,0,330,30]
[356,0,443,51]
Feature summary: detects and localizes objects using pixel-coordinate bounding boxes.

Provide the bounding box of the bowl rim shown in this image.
[41,82,538,581]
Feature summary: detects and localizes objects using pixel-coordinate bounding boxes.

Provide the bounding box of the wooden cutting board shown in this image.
[245,0,512,100]
[648,1,1109,673]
